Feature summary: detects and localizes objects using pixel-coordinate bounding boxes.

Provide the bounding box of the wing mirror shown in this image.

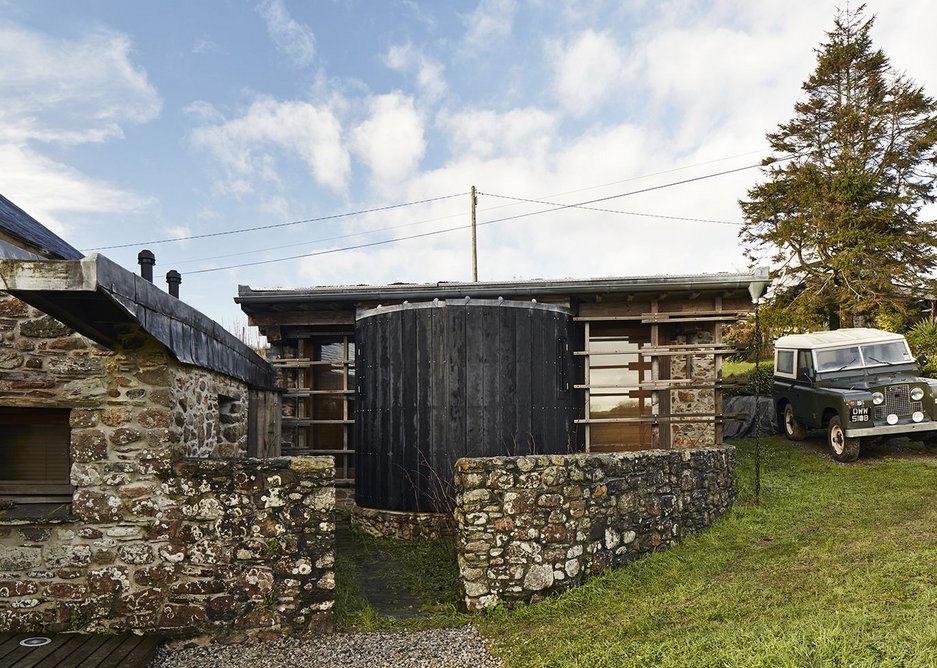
[917,354,929,368]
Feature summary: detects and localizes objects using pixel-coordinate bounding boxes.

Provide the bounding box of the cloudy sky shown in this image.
[1,0,935,330]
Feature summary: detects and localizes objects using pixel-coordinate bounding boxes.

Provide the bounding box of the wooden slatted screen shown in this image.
[0,407,73,503]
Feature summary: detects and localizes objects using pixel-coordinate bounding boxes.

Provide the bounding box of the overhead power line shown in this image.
[80,192,466,251]
[188,157,790,275]
[84,147,774,253]
[478,192,741,226]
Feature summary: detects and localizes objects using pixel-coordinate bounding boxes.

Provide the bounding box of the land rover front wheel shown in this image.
[827,415,860,462]
[782,403,807,441]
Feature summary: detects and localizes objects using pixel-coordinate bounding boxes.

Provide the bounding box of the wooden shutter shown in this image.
[0,408,73,503]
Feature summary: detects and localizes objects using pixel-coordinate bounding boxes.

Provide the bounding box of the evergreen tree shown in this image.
[740,5,937,331]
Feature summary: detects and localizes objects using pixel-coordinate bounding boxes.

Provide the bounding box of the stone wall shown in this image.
[173,367,248,458]
[454,447,734,610]
[351,505,454,541]
[0,294,336,638]
[669,328,717,448]
[0,294,248,463]
[0,456,335,639]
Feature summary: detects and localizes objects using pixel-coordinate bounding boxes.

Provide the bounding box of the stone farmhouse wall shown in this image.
[0,457,334,638]
[454,447,734,610]
[0,295,336,638]
[669,328,717,448]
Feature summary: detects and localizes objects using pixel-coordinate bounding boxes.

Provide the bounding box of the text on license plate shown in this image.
[851,407,870,422]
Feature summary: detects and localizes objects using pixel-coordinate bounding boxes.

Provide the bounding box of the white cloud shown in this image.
[385,42,447,101]
[192,37,223,55]
[438,107,558,160]
[0,22,159,236]
[0,23,162,145]
[351,93,426,186]
[550,29,627,116]
[189,97,350,194]
[463,0,517,47]
[0,144,151,237]
[254,0,316,67]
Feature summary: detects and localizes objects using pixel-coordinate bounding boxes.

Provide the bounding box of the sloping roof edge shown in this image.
[0,193,83,260]
[0,254,276,389]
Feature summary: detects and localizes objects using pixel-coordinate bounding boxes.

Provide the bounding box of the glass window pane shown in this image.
[861,341,912,365]
[312,424,343,451]
[312,364,344,390]
[314,341,344,363]
[312,396,343,420]
[816,346,861,372]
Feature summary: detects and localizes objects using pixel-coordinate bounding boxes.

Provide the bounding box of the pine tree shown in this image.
[740,5,937,331]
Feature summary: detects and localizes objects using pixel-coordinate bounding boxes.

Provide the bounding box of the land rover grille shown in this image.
[872,384,922,420]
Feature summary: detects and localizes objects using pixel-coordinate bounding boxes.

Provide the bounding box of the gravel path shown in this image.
[149,626,503,668]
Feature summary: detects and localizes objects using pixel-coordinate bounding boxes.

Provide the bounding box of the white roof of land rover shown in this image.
[775,328,906,350]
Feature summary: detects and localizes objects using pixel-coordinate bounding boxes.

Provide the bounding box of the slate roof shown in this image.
[0,193,83,260]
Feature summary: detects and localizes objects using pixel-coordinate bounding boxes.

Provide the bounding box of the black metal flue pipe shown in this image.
[166,270,181,298]
[137,250,155,283]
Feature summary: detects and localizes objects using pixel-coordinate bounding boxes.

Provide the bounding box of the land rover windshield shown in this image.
[814,340,913,373]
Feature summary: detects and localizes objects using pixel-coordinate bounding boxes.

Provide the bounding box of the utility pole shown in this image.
[471,185,478,282]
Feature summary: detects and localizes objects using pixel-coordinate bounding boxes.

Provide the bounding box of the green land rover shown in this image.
[773,328,937,462]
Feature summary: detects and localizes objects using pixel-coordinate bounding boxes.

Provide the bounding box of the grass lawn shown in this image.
[335,437,937,666]
[723,360,757,377]
[479,437,937,667]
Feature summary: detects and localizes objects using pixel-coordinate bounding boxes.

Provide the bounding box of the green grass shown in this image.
[477,438,937,667]
[723,360,756,377]
[335,524,466,630]
[334,439,937,665]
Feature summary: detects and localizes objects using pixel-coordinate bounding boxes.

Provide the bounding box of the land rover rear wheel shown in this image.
[782,403,807,441]
[827,415,860,462]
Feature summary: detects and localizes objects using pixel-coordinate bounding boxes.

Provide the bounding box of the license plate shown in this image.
[851,407,870,422]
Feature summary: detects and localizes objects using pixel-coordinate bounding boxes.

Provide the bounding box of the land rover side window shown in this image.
[797,350,815,380]
[815,346,862,372]
[860,341,912,366]
[776,350,795,375]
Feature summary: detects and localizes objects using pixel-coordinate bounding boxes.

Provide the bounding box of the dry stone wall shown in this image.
[0,457,335,638]
[455,447,734,610]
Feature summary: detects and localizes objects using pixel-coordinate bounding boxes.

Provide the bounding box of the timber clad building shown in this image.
[237,272,764,507]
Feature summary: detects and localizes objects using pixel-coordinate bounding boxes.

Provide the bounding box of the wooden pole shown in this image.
[471,185,478,282]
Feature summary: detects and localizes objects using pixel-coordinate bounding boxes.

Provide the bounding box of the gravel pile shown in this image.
[149,625,503,668]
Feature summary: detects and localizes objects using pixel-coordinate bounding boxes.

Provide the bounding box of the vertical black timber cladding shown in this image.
[498,306,517,455]
[464,305,485,460]
[415,308,432,511]
[399,307,418,510]
[429,306,448,511]
[513,307,533,454]
[446,305,467,463]
[481,307,499,457]
[355,300,578,513]
[354,317,369,507]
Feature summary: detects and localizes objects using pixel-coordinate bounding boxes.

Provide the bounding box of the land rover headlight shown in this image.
[913,411,925,423]
[872,391,885,405]
[887,413,899,425]
[911,387,925,401]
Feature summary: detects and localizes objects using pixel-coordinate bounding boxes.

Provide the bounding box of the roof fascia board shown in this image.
[236,273,760,305]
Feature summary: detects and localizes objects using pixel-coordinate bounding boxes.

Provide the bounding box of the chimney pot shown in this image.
[166,270,181,298]
[138,249,155,283]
